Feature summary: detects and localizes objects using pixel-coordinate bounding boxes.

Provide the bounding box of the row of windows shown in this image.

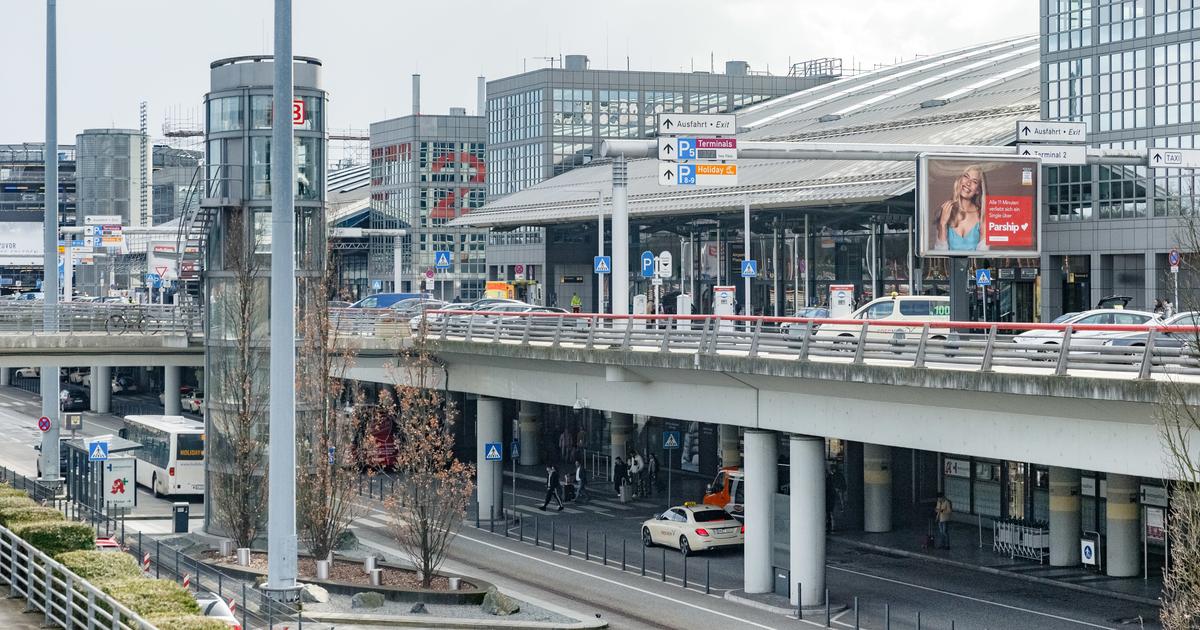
[208,95,324,133]
[1045,0,1200,50]
[1045,138,1200,221]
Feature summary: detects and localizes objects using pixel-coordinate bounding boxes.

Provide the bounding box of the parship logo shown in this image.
[989,221,1030,233]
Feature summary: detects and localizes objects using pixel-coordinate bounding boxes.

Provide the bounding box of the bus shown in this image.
[119,415,205,497]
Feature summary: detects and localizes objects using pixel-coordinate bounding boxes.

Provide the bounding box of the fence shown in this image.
[419,310,1200,380]
[0,303,203,336]
[0,522,156,630]
[993,518,1050,563]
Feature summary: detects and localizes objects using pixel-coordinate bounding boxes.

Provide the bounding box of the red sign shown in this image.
[424,268,435,279]
[514,264,525,274]
[37,416,51,432]
[292,99,306,125]
[696,138,736,149]
[984,196,1035,248]
[110,478,126,496]
[155,266,169,278]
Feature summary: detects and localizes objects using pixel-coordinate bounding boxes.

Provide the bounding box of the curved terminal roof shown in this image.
[326,163,371,227]
[454,35,1039,229]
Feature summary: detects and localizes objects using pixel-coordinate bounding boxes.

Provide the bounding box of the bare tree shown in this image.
[295,251,365,562]
[208,211,269,548]
[383,341,474,587]
[1159,195,1200,629]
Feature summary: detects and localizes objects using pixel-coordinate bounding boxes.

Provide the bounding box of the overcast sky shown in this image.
[1,1,1037,144]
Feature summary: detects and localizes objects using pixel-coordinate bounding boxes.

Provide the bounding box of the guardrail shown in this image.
[330,307,414,338]
[0,303,203,336]
[0,522,157,630]
[418,310,1200,379]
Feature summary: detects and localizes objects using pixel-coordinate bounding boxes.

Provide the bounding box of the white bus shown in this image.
[120,415,205,497]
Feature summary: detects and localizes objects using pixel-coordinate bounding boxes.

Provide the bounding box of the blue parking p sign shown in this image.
[641,251,655,278]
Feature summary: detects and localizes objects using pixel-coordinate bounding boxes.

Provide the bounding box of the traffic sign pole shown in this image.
[744,198,751,316]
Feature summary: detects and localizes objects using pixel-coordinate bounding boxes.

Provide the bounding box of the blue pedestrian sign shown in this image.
[372,280,382,291]
[88,440,109,462]
[593,255,611,274]
[328,446,336,465]
[641,251,656,278]
[663,431,681,450]
[434,250,452,269]
[975,268,992,286]
[511,439,520,459]
[484,442,503,461]
[740,259,758,278]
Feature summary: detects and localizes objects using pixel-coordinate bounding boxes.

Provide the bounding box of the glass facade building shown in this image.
[369,110,487,298]
[1041,0,1200,317]
[0,143,76,291]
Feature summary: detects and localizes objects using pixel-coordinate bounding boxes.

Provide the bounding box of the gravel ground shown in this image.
[305,591,577,624]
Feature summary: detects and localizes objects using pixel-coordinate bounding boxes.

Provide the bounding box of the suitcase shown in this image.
[921,519,935,550]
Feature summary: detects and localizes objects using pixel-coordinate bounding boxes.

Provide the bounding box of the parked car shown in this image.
[14,367,40,379]
[1012,309,1160,350]
[410,302,471,332]
[59,384,88,411]
[112,375,139,394]
[350,292,432,309]
[790,295,950,341]
[14,292,44,301]
[34,437,70,477]
[183,390,205,415]
[1104,311,1200,351]
[388,298,447,317]
[641,503,744,556]
[328,300,352,309]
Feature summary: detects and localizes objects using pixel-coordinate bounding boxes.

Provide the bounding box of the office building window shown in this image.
[1152,135,1200,216]
[1046,58,1094,126]
[1046,0,1094,51]
[1153,0,1198,32]
[207,96,243,133]
[1098,140,1149,219]
[1098,0,1147,43]
[1047,165,1093,221]
[1153,42,1197,126]
[1098,50,1147,131]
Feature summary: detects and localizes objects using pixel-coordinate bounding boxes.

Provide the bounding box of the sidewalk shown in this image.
[830,520,1163,607]
[0,595,43,630]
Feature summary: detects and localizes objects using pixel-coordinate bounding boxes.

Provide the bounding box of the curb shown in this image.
[303,611,607,629]
[724,590,847,618]
[830,536,1161,608]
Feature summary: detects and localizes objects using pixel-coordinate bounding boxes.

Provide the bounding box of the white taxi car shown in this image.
[641,502,743,556]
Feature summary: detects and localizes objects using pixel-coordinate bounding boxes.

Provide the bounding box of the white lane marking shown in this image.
[829,566,1117,629]
[455,530,818,629]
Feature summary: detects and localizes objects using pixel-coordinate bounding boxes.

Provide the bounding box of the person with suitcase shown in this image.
[934,493,953,549]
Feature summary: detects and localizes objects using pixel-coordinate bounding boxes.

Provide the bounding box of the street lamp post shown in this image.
[39,0,61,484]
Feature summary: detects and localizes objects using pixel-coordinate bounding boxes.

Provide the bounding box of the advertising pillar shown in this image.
[476,397,503,521]
[1105,474,1140,577]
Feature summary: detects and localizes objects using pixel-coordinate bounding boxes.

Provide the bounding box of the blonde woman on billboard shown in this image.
[935,165,987,252]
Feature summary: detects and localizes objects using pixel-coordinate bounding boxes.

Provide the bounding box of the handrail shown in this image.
[411,310,1200,380]
[0,303,204,336]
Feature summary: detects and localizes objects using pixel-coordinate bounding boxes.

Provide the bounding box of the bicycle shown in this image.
[105,310,156,334]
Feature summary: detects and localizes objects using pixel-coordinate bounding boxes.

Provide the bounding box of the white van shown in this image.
[804,295,950,341]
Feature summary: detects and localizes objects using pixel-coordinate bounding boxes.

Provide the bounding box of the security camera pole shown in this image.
[265,0,299,600]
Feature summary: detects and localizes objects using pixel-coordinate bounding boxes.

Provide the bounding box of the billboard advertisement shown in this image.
[918,154,1040,257]
[0,216,43,265]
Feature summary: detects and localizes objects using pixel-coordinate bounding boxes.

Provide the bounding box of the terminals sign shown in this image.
[434,251,452,269]
[484,442,503,461]
[975,269,992,286]
[740,259,758,278]
[593,256,611,274]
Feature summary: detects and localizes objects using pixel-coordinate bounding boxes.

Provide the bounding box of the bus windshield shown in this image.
[176,434,204,460]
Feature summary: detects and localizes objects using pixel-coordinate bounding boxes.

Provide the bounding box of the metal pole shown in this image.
[393,235,404,292]
[598,191,605,314]
[612,157,629,316]
[907,216,915,294]
[39,0,61,484]
[266,0,298,597]
[803,215,812,307]
[772,227,780,316]
[743,198,751,315]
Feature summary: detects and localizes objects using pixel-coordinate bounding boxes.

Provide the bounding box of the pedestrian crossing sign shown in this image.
[434,250,452,269]
[593,255,611,274]
[484,442,503,461]
[88,440,110,462]
[741,259,758,278]
[663,431,681,450]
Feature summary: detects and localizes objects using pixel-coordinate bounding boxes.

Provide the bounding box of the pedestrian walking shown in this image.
[1154,298,1166,315]
[628,451,645,498]
[539,465,564,511]
[613,456,627,498]
[934,493,953,549]
[573,459,588,502]
[647,453,660,493]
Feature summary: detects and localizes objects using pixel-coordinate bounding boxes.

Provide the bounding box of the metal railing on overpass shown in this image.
[0,303,202,336]
[416,310,1200,380]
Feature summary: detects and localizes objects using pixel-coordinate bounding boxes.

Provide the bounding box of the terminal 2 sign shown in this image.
[918,154,1041,258]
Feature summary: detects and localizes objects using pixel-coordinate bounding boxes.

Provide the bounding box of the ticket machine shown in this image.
[713,286,737,331]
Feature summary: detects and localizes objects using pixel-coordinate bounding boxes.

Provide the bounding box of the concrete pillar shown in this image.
[476,397,504,520]
[842,441,864,531]
[863,443,892,533]
[1048,466,1082,566]
[719,424,741,468]
[518,401,542,466]
[95,366,111,415]
[1105,473,1140,577]
[88,366,99,412]
[0,367,10,387]
[610,412,632,477]
[163,366,181,416]
[743,430,776,594]
[789,435,825,607]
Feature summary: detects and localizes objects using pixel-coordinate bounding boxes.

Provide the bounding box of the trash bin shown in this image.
[172,502,189,534]
[773,567,791,597]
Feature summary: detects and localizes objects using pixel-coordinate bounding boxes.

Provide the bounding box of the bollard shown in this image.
[916,610,921,630]
[551,521,556,552]
[854,597,859,629]
[682,554,688,589]
[622,539,627,571]
[661,548,666,582]
[603,533,607,566]
[796,581,802,620]
[825,589,830,628]
[156,540,161,578]
[504,510,510,538]
[585,530,590,561]
[705,559,711,594]
[489,506,495,533]
[520,517,524,543]
[535,517,540,547]
[641,543,645,576]
[885,602,890,630]
[951,621,955,630]
[568,525,573,557]
[241,583,247,630]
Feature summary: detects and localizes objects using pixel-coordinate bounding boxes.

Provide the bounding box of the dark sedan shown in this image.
[59,384,89,411]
